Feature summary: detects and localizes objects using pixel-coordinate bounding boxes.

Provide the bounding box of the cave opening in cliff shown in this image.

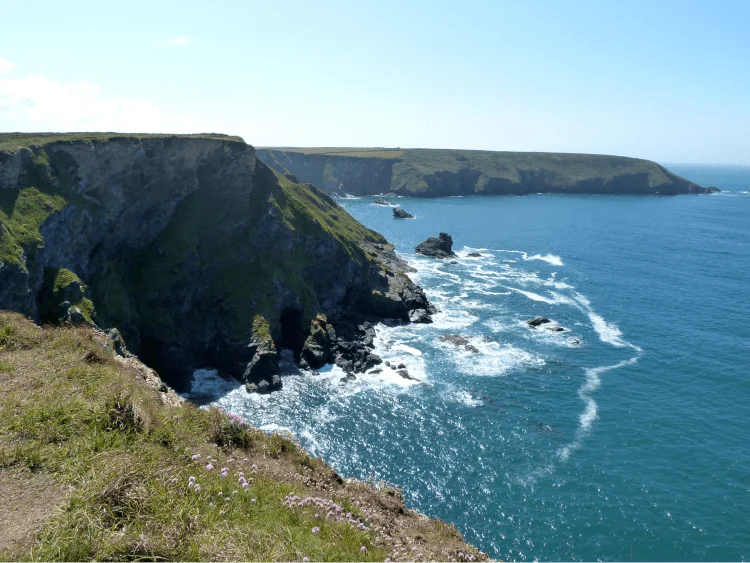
[279,307,306,361]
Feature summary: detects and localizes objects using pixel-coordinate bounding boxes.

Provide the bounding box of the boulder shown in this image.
[545,325,565,332]
[415,232,455,258]
[527,316,551,328]
[408,308,433,323]
[243,315,282,393]
[467,252,482,257]
[393,208,414,219]
[464,344,479,354]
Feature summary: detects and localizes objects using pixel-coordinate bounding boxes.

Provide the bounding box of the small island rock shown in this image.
[527,316,551,328]
[415,232,455,258]
[393,208,414,218]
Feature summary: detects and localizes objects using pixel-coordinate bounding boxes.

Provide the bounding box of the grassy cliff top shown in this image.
[0,312,485,561]
[0,133,245,152]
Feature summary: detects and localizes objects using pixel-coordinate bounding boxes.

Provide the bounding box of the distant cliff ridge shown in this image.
[257,147,718,196]
[0,133,432,392]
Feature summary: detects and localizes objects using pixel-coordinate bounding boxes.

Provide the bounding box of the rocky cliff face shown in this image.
[0,134,432,391]
[257,148,719,197]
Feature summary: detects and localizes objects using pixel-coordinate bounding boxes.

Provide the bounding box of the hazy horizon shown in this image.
[1,0,748,164]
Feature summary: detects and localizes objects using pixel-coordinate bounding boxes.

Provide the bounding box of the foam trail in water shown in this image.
[524,253,564,266]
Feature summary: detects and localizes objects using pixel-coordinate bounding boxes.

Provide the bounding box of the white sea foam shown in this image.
[524,253,564,266]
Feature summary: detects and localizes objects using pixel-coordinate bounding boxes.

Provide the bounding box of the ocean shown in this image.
[186,165,750,561]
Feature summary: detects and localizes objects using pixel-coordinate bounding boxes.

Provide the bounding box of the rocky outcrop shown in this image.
[416,233,455,259]
[243,316,282,393]
[393,208,414,219]
[0,133,433,393]
[527,316,551,327]
[300,313,335,370]
[257,148,719,197]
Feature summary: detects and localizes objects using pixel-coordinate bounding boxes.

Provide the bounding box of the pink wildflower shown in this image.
[194,484,201,492]
[360,546,367,553]
[312,526,320,534]
[241,482,249,489]
[206,463,214,470]
[191,453,201,460]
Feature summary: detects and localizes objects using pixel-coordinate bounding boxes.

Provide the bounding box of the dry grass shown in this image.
[0,312,488,562]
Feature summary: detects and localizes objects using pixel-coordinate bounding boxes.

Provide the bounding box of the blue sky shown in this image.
[0,0,748,163]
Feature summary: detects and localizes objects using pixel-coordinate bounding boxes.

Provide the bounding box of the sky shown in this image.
[0,0,748,164]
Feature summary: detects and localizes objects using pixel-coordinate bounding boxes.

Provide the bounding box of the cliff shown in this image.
[0,133,433,392]
[258,147,718,197]
[0,311,487,561]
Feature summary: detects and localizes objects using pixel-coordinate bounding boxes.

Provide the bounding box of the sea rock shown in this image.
[467,252,482,257]
[568,337,582,345]
[415,232,455,259]
[527,316,551,327]
[464,344,479,354]
[243,316,282,393]
[393,208,414,219]
[300,314,335,370]
[545,325,565,332]
[440,333,470,347]
[408,308,433,323]
[396,369,416,380]
[374,199,391,206]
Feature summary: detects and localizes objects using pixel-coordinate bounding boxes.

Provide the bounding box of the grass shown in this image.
[0,312,387,561]
[0,187,67,269]
[0,312,487,561]
[259,147,704,196]
[0,133,245,152]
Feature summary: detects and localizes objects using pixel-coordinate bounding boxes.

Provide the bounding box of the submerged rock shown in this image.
[440,333,479,354]
[467,252,482,257]
[415,232,456,259]
[545,325,565,332]
[374,199,391,206]
[527,316,551,327]
[393,208,414,219]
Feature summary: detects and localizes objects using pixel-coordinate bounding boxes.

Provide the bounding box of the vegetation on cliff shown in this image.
[0,312,484,561]
[0,133,431,392]
[257,147,716,196]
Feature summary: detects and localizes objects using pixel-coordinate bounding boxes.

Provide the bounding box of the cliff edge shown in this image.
[257,147,718,197]
[0,133,433,392]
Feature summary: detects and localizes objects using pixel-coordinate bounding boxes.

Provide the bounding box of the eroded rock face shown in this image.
[416,233,455,259]
[300,314,335,370]
[243,316,282,393]
[0,134,434,393]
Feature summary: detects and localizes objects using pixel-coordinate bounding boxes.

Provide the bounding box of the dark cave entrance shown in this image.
[279,307,306,361]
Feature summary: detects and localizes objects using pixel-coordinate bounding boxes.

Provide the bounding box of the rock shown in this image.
[467,252,482,257]
[300,314,335,370]
[368,368,383,374]
[104,328,131,357]
[385,361,391,367]
[397,363,406,369]
[374,199,391,206]
[334,353,354,373]
[567,337,581,345]
[408,308,433,323]
[66,306,87,326]
[440,333,470,347]
[243,316,282,393]
[527,316,551,328]
[450,261,458,264]
[415,232,455,259]
[545,325,565,332]
[393,208,414,219]
[396,369,419,381]
[464,344,479,354]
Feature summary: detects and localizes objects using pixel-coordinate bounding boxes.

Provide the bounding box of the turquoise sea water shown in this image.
[188,165,750,561]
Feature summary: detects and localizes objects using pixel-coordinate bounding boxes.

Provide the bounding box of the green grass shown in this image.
[0,312,386,561]
[0,133,245,152]
[260,147,703,195]
[0,187,67,269]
